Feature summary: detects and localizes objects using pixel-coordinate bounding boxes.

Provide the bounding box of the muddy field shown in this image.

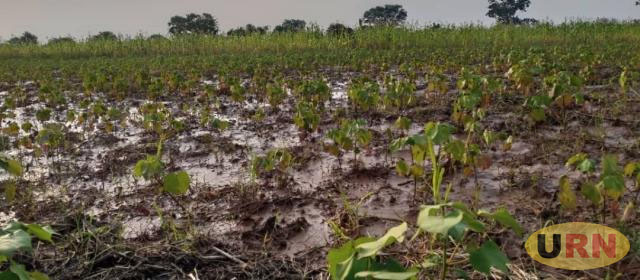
[1,67,640,279]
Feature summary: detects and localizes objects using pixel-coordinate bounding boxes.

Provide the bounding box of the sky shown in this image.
[0,0,639,40]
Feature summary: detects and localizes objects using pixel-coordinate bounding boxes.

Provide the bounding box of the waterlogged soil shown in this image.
[1,76,640,279]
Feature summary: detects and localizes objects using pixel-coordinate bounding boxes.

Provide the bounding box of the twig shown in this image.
[211,246,248,268]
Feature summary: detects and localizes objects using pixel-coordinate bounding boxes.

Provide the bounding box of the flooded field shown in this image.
[1,24,640,279]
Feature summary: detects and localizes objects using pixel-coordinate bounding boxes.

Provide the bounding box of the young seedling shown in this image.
[326,201,522,280]
[564,153,625,223]
[326,119,372,171]
[250,148,293,187]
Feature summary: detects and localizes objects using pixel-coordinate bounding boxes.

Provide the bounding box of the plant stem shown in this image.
[441,234,448,280]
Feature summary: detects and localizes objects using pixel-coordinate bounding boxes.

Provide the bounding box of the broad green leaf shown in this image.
[395,159,409,177]
[163,171,190,195]
[600,155,625,200]
[469,240,509,274]
[424,122,455,145]
[558,176,577,211]
[328,237,374,280]
[0,271,19,280]
[25,224,54,243]
[577,159,595,173]
[354,269,418,280]
[445,140,465,162]
[336,255,355,280]
[417,207,463,235]
[0,230,31,256]
[449,202,485,233]
[601,154,622,176]
[460,212,486,233]
[9,261,29,280]
[28,272,49,280]
[448,222,466,241]
[580,181,602,206]
[601,175,625,200]
[133,155,163,179]
[356,223,407,259]
[479,208,523,236]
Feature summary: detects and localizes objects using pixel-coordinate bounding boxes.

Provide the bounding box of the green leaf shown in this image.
[28,271,49,280]
[558,176,577,211]
[580,181,602,206]
[424,122,455,145]
[9,261,29,280]
[449,202,485,233]
[355,269,418,280]
[395,159,409,177]
[356,223,407,259]
[602,154,622,176]
[25,224,54,243]
[0,158,23,177]
[469,240,509,274]
[479,208,523,237]
[327,237,374,280]
[0,230,31,256]
[577,159,595,173]
[133,155,163,180]
[601,175,625,200]
[417,206,463,235]
[445,140,465,162]
[0,271,19,280]
[163,171,190,195]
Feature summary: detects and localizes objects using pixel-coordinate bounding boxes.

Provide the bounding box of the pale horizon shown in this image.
[1,0,639,40]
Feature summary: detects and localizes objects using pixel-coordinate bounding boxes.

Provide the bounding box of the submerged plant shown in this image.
[325,119,372,170]
[250,148,293,187]
[133,140,191,197]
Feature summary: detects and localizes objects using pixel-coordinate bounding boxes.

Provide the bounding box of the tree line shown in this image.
[3,0,638,45]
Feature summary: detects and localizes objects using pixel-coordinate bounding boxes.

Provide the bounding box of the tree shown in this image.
[327,23,354,36]
[168,13,219,35]
[273,19,306,33]
[360,4,407,26]
[7,32,38,45]
[47,37,75,45]
[486,0,537,24]
[227,24,269,36]
[88,31,118,42]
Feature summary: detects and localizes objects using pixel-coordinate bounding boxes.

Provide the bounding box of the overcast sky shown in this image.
[1,0,639,40]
